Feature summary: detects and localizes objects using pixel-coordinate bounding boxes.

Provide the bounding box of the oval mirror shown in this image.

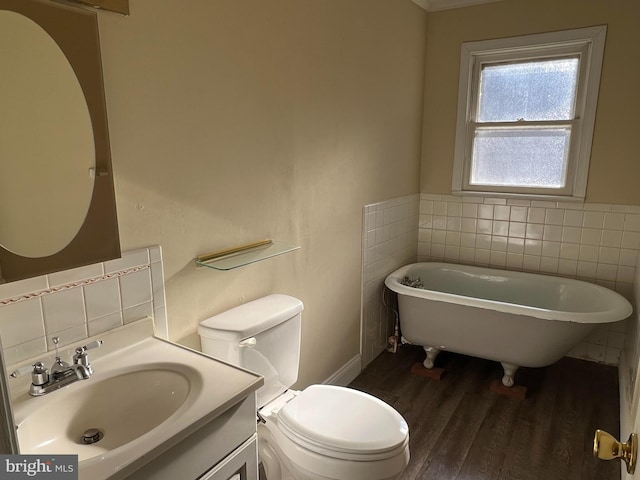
[0,10,94,258]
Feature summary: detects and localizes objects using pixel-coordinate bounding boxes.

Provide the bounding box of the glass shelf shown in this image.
[195,241,300,271]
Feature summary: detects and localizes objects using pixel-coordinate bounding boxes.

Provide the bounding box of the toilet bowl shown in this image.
[258,385,409,480]
[198,294,410,480]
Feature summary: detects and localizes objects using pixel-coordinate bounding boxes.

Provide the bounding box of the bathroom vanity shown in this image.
[8,319,263,480]
[123,395,258,480]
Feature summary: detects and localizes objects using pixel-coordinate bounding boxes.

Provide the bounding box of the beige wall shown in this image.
[97,0,426,386]
[421,0,640,205]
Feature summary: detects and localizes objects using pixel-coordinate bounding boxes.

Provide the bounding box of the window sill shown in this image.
[452,189,585,203]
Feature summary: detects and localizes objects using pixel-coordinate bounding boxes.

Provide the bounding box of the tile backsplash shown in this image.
[362,193,640,368]
[0,246,167,367]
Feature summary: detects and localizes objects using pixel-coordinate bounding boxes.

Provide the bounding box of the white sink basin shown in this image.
[17,365,197,461]
[9,319,263,480]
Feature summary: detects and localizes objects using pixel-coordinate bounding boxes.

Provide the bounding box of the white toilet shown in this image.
[198,294,410,480]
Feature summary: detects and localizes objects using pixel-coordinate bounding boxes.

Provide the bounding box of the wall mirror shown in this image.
[0,0,120,283]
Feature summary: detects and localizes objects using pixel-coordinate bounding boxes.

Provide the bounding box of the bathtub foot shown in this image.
[500,362,519,387]
[423,347,441,369]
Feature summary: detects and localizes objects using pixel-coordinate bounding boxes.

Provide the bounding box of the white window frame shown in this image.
[452,26,606,201]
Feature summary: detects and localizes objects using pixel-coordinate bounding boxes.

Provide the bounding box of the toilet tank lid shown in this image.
[198,294,304,341]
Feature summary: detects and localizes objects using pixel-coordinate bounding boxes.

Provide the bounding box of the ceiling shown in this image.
[412,0,503,12]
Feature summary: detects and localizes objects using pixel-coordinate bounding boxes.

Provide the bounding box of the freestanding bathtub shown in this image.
[384,262,633,387]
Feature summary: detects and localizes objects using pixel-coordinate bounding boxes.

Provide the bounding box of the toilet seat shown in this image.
[266,385,408,460]
[258,385,410,480]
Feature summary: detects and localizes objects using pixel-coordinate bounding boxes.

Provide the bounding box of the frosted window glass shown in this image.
[470,127,571,188]
[478,58,579,122]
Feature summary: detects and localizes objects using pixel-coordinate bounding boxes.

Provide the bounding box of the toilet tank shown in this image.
[198,294,303,408]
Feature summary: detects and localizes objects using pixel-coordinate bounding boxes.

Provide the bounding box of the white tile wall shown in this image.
[0,246,168,367]
[418,194,640,365]
[361,195,419,367]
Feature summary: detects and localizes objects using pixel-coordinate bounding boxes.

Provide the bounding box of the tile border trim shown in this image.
[0,265,151,306]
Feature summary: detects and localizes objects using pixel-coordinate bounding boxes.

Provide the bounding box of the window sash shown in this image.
[462,119,582,195]
[475,55,582,123]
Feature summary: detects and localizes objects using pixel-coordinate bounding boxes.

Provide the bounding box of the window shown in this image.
[452,26,606,200]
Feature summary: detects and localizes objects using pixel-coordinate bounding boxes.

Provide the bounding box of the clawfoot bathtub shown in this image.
[385,263,632,387]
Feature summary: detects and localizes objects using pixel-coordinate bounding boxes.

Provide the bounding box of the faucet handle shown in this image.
[83,340,103,351]
[10,363,36,379]
[31,362,49,386]
[74,340,103,357]
[73,340,103,374]
[9,362,49,386]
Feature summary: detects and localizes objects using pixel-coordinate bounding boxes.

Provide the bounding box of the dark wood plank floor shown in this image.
[348,345,620,480]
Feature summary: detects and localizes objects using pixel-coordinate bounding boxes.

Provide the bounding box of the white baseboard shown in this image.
[323,354,362,387]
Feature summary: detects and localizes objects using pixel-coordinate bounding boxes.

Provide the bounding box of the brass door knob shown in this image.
[593,429,637,474]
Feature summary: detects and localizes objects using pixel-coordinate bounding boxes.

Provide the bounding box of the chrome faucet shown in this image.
[10,337,103,396]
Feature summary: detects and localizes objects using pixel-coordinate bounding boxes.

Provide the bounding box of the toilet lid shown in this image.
[277,385,408,455]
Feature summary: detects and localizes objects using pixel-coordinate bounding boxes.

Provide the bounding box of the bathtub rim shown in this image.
[384,262,632,324]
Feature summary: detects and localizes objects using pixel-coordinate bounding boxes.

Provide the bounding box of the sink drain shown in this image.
[81,428,104,445]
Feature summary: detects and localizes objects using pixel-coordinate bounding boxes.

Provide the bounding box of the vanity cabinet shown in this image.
[200,435,258,480]
[124,394,258,480]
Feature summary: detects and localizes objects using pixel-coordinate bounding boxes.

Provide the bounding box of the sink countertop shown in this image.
[7,318,263,480]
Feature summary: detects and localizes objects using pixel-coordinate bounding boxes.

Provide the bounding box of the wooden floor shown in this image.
[348,345,621,480]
